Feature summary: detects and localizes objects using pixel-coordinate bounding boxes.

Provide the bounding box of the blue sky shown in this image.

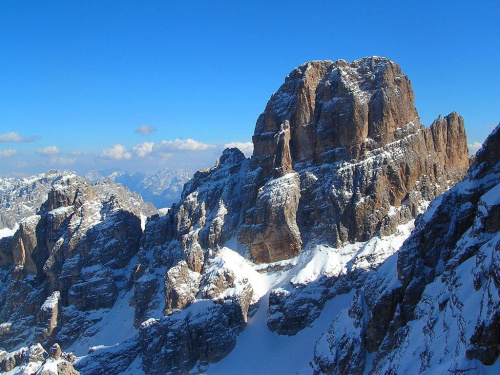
[0,1,499,177]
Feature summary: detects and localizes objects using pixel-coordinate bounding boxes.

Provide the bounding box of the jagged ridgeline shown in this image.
[1,57,498,375]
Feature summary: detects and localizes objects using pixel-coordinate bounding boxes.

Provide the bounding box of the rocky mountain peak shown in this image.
[238,57,469,262]
[1,58,491,375]
[251,56,418,179]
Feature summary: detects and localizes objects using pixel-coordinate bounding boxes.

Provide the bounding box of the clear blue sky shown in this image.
[0,1,499,177]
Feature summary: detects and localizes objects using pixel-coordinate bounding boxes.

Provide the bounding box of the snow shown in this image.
[206,247,270,302]
[49,206,74,216]
[206,291,355,375]
[41,291,60,311]
[67,287,137,356]
[0,223,18,239]
[480,181,500,206]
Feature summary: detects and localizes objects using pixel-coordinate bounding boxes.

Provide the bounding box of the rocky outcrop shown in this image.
[0,172,156,351]
[36,291,60,342]
[239,172,302,262]
[0,343,78,374]
[139,300,246,375]
[164,260,201,313]
[144,58,469,270]
[239,57,469,262]
[0,58,486,375]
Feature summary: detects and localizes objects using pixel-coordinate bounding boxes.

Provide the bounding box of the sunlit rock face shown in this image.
[239,57,469,262]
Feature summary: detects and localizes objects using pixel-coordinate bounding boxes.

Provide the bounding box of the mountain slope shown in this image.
[2,57,496,375]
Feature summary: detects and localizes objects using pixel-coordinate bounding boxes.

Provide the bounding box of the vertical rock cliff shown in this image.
[158,57,469,266]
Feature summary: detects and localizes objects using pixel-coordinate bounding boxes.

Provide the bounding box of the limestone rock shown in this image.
[35,291,60,342]
[0,171,155,351]
[140,300,245,375]
[164,260,201,314]
[238,57,470,261]
[49,343,62,360]
[1,347,28,372]
[239,172,302,263]
[27,343,49,363]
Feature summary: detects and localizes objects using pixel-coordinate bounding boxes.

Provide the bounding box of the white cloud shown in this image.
[36,146,60,156]
[159,138,216,151]
[49,157,76,166]
[135,125,157,135]
[133,142,154,157]
[69,150,92,156]
[468,141,482,155]
[224,141,253,157]
[0,149,17,158]
[0,131,39,143]
[100,144,132,160]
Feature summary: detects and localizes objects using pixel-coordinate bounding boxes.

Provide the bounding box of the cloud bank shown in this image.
[0,149,18,158]
[100,144,132,160]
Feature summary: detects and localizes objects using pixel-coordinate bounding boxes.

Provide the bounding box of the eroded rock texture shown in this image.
[0,173,156,351]
[239,57,469,262]
[311,123,500,374]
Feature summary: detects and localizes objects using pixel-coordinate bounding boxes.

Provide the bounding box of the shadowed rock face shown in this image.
[0,173,156,351]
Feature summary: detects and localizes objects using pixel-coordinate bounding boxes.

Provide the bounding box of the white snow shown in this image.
[67,287,137,356]
[0,223,18,239]
[206,291,355,375]
[41,291,60,311]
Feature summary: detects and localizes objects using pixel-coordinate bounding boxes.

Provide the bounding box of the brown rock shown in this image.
[49,343,62,360]
[239,172,302,263]
[238,57,470,261]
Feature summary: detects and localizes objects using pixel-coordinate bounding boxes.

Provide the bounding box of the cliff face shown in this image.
[241,57,469,262]
[152,57,469,267]
[312,123,500,374]
[0,172,156,354]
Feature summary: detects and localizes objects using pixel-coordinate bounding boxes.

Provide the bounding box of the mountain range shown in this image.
[0,57,498,375]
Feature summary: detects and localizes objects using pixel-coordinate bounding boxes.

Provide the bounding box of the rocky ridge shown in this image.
[311,122,500,374]
[0,171,157,355]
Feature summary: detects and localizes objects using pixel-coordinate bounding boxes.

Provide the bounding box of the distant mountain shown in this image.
[85,168,193,209]
[0,170,157,232]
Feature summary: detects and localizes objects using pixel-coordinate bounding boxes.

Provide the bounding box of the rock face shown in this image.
[311,123,500,374]
[239,57,469,261]
[148,57,469,270]
[0,172,156,351]
[139,300,246,375]
[0,57,490,375]
[0,343,79,374]
[164,260,201,313]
